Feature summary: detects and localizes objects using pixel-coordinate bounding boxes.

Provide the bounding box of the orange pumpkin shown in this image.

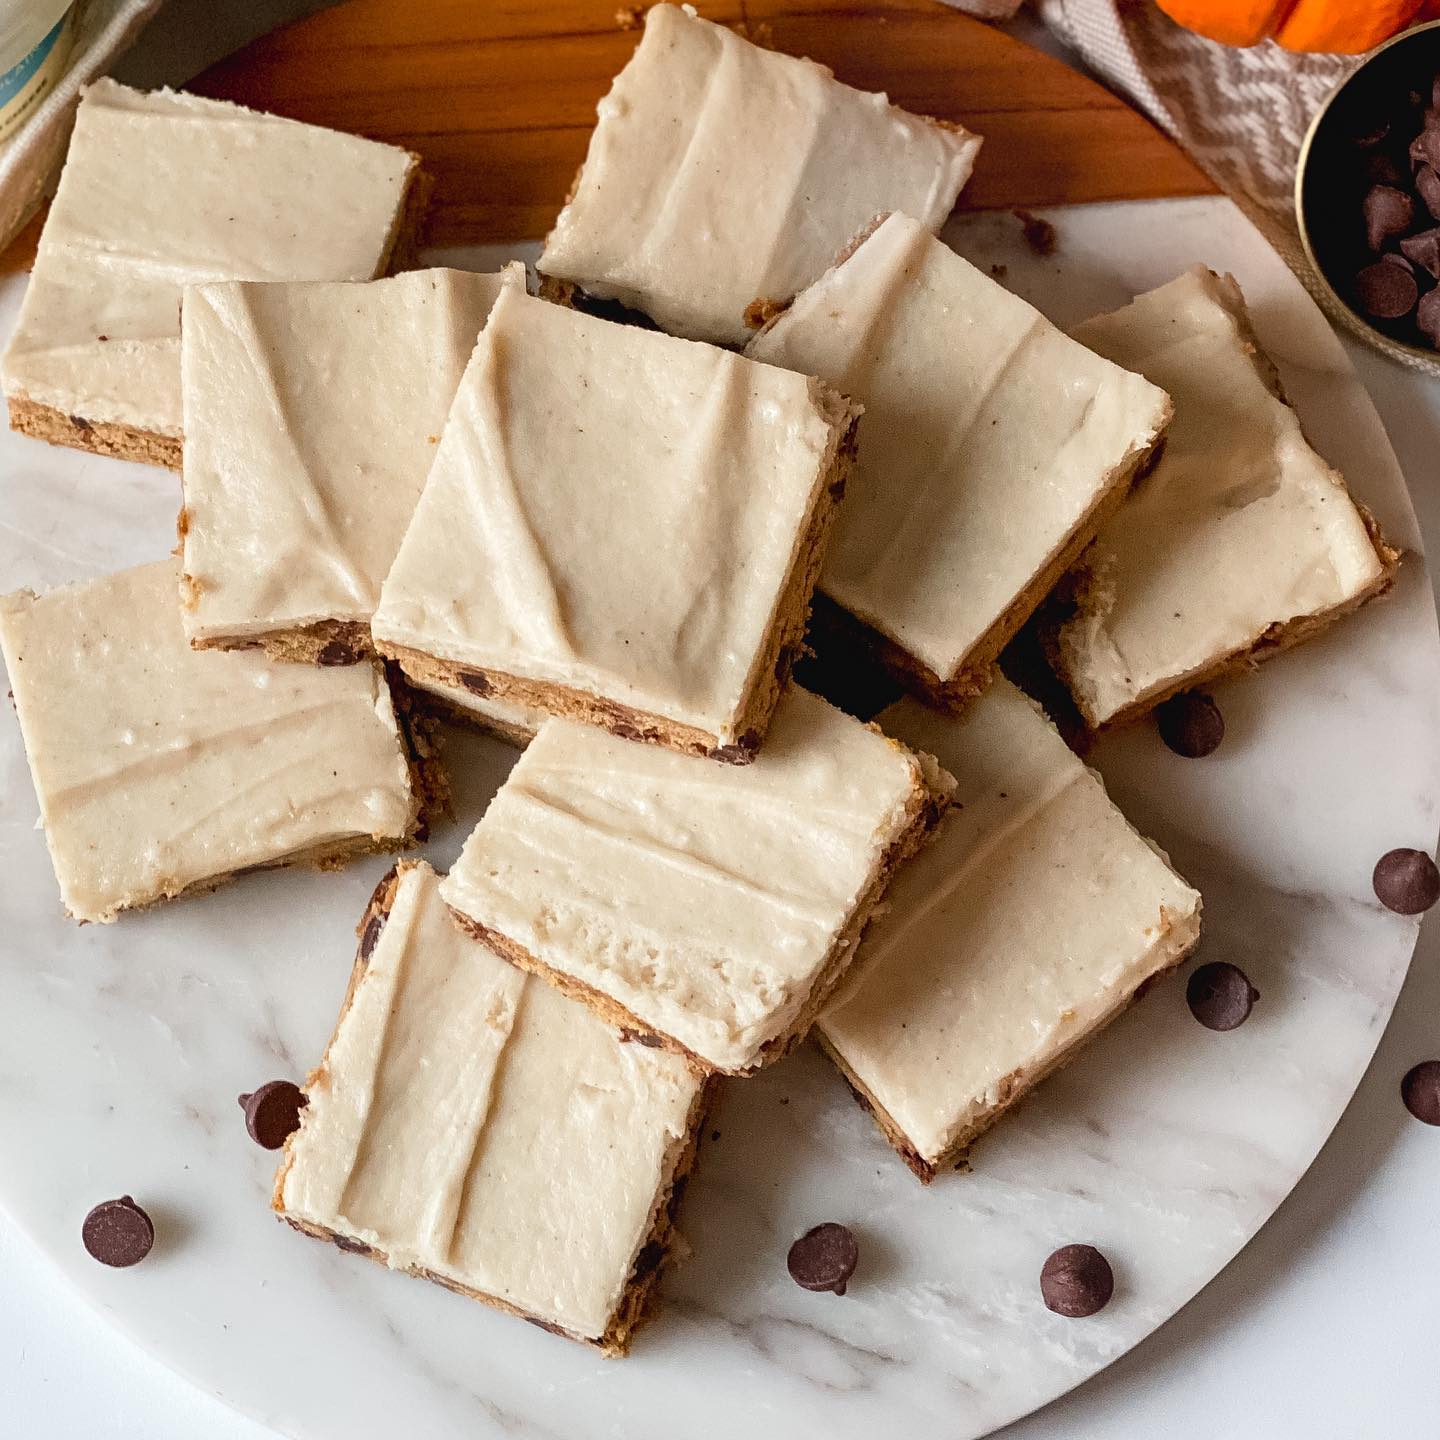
[1155,0,1440,54]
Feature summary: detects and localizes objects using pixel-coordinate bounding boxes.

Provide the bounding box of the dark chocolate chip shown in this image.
[610,721,644,742]
[458,669,492,697]
[239,1079,307,1149]
[774,643,796,684]
[332,1232,372,1255]
[1373,848,1440,914]
[1186,961,1259,1031]
[1356,260,1418,319]
[1364,184,1415,251]
[1400,225,1440,278]
[1155,691,1224,757]
[708,731,761,765]
[1013,208,1057,256]
[618,1026,664,1048]
[1418,287,1440,346]
[1418,165,1440,219]
[359,912,384,960]
[1040,1244,1113,1317]
[82,1196,154,1268]
[787,1222,858,1295]
[69,413,92,432]
[1401,1060,1440,1124]
[316,639,357,666]
[1366,151,1407,187]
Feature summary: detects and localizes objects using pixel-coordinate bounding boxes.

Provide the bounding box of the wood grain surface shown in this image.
[0,0,1214,272]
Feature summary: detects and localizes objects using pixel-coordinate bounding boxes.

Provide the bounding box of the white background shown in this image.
[2,4,1437,1436]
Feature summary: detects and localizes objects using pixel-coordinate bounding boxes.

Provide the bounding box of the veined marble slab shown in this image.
[0,196,1435,1440]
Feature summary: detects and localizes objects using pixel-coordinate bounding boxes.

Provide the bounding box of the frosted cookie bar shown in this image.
[439,687,952,1075]
[1054,266,1398,729]
[537,3,981,345]
[0,560,431,923]
[819,679,1201,1181]
[747,214,1172,708]
[3,79,427,469]
[179,266,521,664]
[372,283,859,763]
[277,861,711,1355]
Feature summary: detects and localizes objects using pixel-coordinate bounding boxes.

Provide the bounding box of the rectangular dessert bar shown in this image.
[2,79,428,469]
[0,559,432,923]
[439,686,953,1075]
[746,213,1173,708]
[1053,265,1399,729]
[537,3,981,346]
[818,679,1201,1181]
[277,861,712,1355]
[372,283,860,763]
[179,266,522,664]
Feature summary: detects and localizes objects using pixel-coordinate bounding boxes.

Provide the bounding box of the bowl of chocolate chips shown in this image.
[1298,19,1440,364]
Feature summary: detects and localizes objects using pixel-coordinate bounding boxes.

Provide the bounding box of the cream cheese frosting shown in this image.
[439,687,935,1074]
[2,78,418,439]
[372,283,854,744]
[819,680,1201,1170]
[279,861,703,1343]
[1058,266,1394,728]
[537,4,981,346]
[746,213,1172,684]
[0,559,417,923]
[180,266,521,644]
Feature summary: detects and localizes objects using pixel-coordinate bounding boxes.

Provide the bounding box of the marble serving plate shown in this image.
[0,195,1436,1440]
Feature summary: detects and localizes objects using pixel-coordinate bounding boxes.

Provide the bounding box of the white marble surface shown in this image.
[0,195,1437,1440]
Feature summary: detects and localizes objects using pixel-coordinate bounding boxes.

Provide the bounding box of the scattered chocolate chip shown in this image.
[1155,691,1224,757]
[618,1026,665,1047]
[238,1079,307,1149]
[97,333,109,342]
[332,1232,371,1254]
[1041,1244,1113,1317]
[1401,1061,1440,1124]
[1186,961,1259,1031]
[359,912,384,960]
[316,639,357,666]
[457,669,492,696]
[82,1196,154,1268]
[1364,184,1415,251]
[1013,207,1057,256]
[1418,287,1440,345]
[1400,225,1440,278]
[787,1223,859,1295]
[774,643,796,684]
[1356,260,1419,319]
[1373,848,1440,914]
[69,413,92,432]
[708,732,760,764]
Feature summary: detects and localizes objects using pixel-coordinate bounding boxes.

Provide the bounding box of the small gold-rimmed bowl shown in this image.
[1297,18,1440,368]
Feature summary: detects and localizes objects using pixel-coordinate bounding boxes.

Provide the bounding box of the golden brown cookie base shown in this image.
[7,161,431,471]
[812,424,1168,716]
[376,389,859,765]
[273,861,717,1356]
[6,395,182,469]
[820,908,1201,1183]
[447,754,951,1077]
[190,618,374,667]
[401,679,537,750]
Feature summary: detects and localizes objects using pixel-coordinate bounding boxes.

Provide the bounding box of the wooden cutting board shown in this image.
[1,0,1213,269]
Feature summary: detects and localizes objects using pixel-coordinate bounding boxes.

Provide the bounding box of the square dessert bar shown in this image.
[372,283,860,762]
[819,679,1201,1181]
[439,686,953,1076]
[537,3,981,346]
[747,213,1173,708]
[277,861,712,1355]
[1053,265,1399,729]
[179,266,522,664]
[0,560,432,923]
[3,79,427,469]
